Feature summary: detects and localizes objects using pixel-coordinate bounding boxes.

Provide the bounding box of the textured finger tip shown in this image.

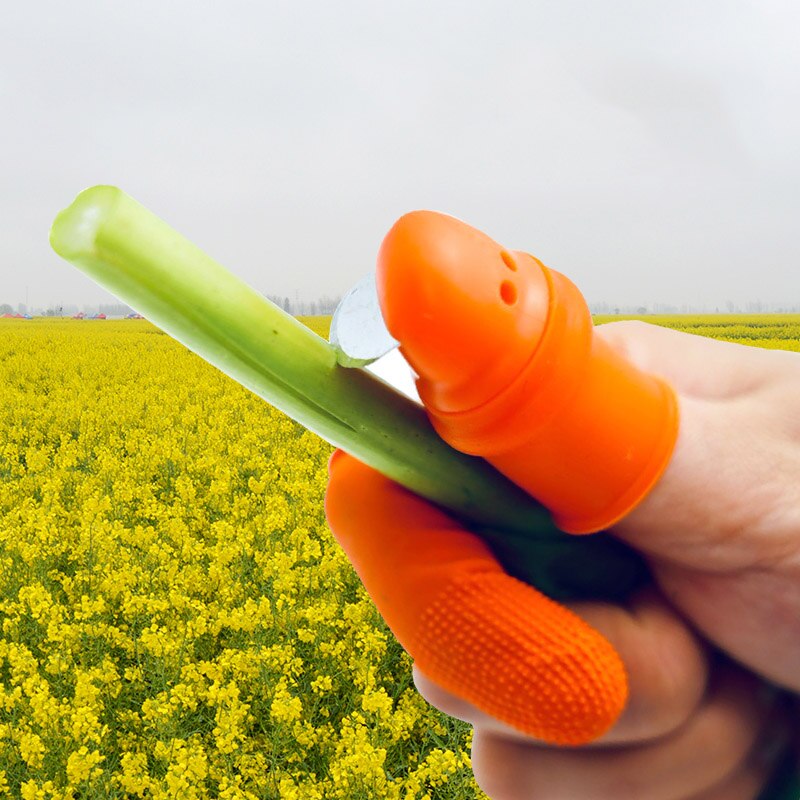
[412,571,628,745]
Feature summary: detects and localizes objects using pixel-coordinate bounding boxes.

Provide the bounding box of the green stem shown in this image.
[50,186,548,533]
[49,185,648,599]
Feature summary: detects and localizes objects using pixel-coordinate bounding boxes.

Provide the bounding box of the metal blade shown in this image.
[330,272,399,367]
[330,272,420,402]
[364,348,421,405]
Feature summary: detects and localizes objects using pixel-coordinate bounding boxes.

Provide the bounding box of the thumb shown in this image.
[325,449,628,746]
[376,212,796,562]
[595,320,797,563]
[377,211,680,535]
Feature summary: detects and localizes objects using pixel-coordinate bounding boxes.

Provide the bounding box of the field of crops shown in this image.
[0,314,798,799]
[595,314,800,351]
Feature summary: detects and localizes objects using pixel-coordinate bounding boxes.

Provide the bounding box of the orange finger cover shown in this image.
[326,450,628,746]
[377,211,679,534]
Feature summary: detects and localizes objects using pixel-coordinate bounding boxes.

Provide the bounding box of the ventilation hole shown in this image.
[500,281,517,305]
[500,250,517,271]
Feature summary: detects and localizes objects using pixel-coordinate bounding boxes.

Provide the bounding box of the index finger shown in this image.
[326,451,709,746]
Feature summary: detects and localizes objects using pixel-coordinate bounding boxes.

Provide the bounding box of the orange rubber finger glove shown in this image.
[325,211,679,746]
[325,449,627,746]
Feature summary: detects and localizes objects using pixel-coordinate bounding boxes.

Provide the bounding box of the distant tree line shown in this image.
[264,294,342,316]
[589,301,800,314]
[0,303,137,317]
[3,296,350,317]
[38,303,135,317]
[4,297,799,318]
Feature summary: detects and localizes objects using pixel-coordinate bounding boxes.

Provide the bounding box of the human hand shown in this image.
[593,320,800,695]
[327,436,797,798]
[324,215,800,798]
[432,320,800,798]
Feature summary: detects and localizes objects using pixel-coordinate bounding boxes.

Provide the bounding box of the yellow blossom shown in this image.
[11,317,785,796]
[18,732,45,769]
[66,746,105,786]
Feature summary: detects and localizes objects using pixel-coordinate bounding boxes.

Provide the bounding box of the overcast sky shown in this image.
[2,0,799,310]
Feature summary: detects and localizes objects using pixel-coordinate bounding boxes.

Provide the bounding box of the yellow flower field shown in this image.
[0,314,798,799]
[595,314,800,351]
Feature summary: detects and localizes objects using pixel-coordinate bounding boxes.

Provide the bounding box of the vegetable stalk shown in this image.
[49,187,548,529]
[49,185,646,599]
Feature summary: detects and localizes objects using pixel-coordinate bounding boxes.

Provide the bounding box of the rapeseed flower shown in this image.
[2,314,793,796]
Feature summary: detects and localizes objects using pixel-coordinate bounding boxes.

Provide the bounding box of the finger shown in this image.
[684,698,795,800]
[374,213,798,548]
[686,760,783,800]
[595,322,799,571]
[377,213,683,536]
[469,664,772,800]
[413,587,709,745]
[326,449,627,745]
[326,450,712,745]
[612,394,771,558]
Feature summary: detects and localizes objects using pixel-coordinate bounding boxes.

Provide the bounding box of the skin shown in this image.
[409,321,800,799]
[329,320,800,799]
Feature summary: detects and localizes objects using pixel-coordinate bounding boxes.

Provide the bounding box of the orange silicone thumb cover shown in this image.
[377,211,679,534]
[325,449,628,745]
